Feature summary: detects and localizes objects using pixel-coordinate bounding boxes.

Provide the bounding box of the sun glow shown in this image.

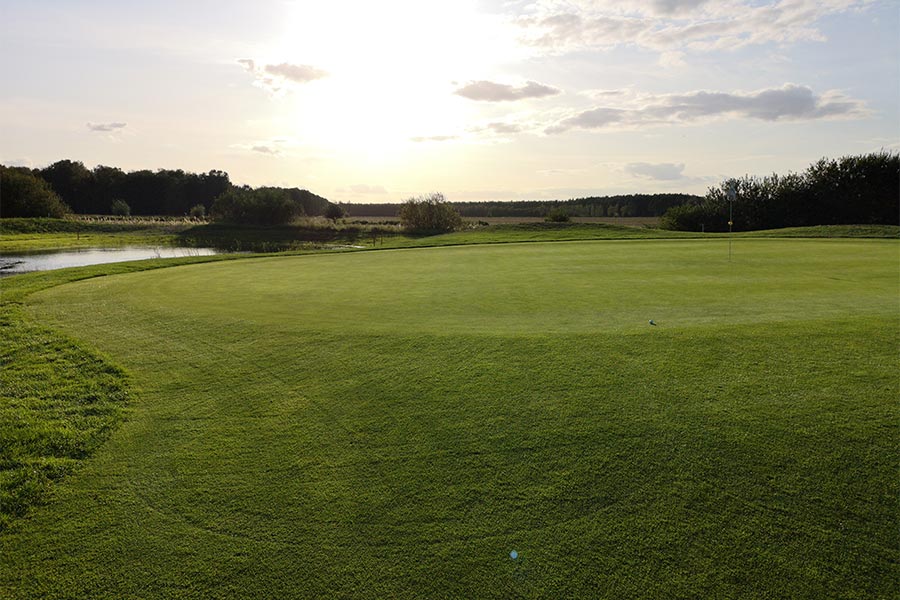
[265,1,523,156]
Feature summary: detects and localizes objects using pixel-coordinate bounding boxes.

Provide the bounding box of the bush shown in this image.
[110,199,131,216]
[544,206,570,222]
[211,187,302,225]
[659,202,715,231]
[398,193,462,233]
[189,204,206,219]
[0,166,71,218]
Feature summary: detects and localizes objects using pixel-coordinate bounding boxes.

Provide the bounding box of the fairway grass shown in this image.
[1,238,897,598]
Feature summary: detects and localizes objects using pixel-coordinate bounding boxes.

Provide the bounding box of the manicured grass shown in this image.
[1,238,896,598]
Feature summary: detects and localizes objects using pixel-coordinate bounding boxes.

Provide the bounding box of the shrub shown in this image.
[398,193,462,233]
[211,187,302,225]
[189,204,206,219]
[659,202,717,232]
[544,206,570,222]
[110,199,131,216]
[0,166,71,218]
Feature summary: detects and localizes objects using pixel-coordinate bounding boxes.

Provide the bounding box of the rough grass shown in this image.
[0,304,130,531]
[1,237,897,598]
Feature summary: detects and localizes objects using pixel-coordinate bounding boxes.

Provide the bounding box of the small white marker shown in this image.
[510,550,518,560]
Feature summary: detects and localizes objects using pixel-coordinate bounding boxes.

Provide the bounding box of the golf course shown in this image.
[1,232,897,598]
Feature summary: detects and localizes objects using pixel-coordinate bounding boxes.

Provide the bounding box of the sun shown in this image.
[265,1,523,156]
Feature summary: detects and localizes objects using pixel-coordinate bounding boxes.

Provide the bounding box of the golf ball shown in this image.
[510,550,518,560]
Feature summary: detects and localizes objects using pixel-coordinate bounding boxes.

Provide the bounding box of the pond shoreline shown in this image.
[0,246,225,275]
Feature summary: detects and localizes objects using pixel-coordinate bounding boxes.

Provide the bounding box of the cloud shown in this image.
[625,162,686,180]
[454,80,560,102]
[339,184,388,194]
[263,62,328,84]
[2,157,33,168]
[468,121,525,136]
[251,145,279,155]
[238,58,327,94]
[410,135,459,142]
[547,84,867,133]
[658,50,686,68]
[517,1,871,55]
[87,122,127,132]
[485,122,523,134]
[234,137,301,156]
[650,0,711,15]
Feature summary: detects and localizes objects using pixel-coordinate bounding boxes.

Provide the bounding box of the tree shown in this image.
[110,199,131,216]
[660,152,900,231]
[39,160,93,213]
[324,203,346,223]
[0,166,71,218]
[398,192,462,232]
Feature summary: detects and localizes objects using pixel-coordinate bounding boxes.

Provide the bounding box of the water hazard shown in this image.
[0,246,223,275]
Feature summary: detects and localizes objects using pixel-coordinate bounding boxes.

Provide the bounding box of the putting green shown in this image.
[2,239,897,598]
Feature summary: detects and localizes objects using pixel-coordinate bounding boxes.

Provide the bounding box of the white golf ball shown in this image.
[510,550,518,560]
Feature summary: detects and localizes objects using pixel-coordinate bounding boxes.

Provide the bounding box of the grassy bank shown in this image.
[0,217,188,252]
[3,217,896,255]
[2,237,897,597]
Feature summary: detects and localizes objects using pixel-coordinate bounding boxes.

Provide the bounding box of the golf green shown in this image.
[2,239,897,598]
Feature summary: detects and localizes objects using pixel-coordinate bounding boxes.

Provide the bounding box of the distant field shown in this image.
[347,215,661,227]
[2,237,897,598]
[468,216,661,227]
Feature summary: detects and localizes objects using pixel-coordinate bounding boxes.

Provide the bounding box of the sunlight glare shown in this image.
[273,1,522,156]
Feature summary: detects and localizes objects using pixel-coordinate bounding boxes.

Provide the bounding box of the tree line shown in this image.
[0,160,331,222]
[661,152,899,231]
[348,193,700,219]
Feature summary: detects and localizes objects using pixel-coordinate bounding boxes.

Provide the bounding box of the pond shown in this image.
[0,246,225,275]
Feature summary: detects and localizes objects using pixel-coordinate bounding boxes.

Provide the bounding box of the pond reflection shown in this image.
[0,246,223,275]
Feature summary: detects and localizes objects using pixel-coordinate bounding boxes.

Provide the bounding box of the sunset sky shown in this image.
[2,0,897,203]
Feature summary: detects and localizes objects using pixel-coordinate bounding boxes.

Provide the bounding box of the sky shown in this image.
[1,0,898,203]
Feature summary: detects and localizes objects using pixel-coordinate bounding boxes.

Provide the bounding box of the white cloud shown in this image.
[233,137,304,157]
[454,80,560,102]
[485,122,523,134]
[517,0,872,55]
[410,135,459,142]
[264,63,328,84]
[87,122,127,132]
[625,162,686,180]
[238,59,327,94]
[658,50,686,68]
[468,121,525,136]
[649,0,711,15]
[547,84,868,133]
[2,157,34,168]
[251,145,280,155]
[339,184,388,194]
